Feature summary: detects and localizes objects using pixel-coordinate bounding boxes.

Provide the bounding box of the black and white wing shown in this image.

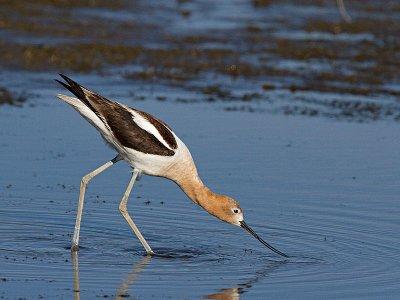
[56,74,177,156]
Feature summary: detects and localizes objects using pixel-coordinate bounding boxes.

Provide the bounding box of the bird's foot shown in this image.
[71,244,79,252]
[146,250,155,256]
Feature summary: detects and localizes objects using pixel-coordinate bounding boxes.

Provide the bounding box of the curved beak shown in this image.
[240,221,288,258]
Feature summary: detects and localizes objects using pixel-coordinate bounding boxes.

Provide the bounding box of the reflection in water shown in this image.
[71,251,151,300]
[207,287,240,300]
[71,251,286,300]
[115,256,152,299]
[71,251,80,300]
[205,261,286,300]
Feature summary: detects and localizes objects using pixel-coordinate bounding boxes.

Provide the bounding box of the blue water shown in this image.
[1,0,400,298]
[0,73,399,299]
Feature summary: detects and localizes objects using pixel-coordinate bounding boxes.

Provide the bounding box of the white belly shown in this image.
[117,135,194,178]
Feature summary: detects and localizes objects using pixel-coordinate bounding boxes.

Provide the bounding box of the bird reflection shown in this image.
[115,255,152,299]
[71,251,80,300]
[71,251,151,300]
[71,251,286,300]
[207,287,240,300]
[205,261,286,300]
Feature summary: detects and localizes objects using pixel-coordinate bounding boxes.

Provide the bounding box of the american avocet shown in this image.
[56,74,288,258]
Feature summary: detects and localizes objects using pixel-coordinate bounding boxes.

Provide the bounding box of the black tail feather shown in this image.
[57,74,86,100]
[56,74,97,112]
[55,79,76,96]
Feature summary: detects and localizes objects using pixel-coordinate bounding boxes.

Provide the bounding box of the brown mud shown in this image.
[0,86,26,106]
[0,0,399,121]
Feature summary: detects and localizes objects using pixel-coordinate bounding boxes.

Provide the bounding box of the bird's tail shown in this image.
[56,93,82,107]
[55,74,112,114]
[55,75,110,133]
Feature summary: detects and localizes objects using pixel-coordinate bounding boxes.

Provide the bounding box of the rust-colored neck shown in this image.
[164,148,223,213]
[173,172,220,213]
[175,174,206,202]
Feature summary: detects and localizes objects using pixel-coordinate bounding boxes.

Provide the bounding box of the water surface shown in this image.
[1,77,399,298]
[1,0,400,299]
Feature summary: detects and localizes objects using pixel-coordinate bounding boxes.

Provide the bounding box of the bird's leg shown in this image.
[71,251,80,300]
[136,170,142,181]
[119,169,154,256]
[71,154,122,251]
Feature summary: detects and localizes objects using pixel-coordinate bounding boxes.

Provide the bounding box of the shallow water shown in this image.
[1,0,400,298]
[1,74,399,299]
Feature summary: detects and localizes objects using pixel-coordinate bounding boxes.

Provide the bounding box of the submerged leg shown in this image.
[72,155,121,251]
[119,169,154,255]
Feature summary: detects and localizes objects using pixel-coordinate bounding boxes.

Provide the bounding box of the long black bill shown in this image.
[240,221,288,258]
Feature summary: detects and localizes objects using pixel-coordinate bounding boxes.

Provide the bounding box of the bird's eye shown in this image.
[233,209,239,214]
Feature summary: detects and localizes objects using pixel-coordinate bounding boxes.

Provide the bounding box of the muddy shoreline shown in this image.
[1,0,399,121]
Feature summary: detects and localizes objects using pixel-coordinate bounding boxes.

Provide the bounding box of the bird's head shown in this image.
[209,195,244,225]
[208,194,289,258]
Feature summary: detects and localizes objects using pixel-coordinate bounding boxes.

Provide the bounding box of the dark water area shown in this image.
[1,1,400,299]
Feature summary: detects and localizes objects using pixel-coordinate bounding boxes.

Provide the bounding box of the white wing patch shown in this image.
[129,110,173,150]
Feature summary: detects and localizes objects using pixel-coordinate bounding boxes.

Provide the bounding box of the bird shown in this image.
[55,74,288,258]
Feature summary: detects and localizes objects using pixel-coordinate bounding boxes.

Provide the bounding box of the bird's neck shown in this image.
[165,149,221,210]
[174,174,219,210]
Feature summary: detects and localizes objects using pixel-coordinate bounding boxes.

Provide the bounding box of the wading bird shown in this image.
[56,74,288,258]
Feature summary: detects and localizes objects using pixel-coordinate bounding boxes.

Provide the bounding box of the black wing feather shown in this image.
[56,74,176,156]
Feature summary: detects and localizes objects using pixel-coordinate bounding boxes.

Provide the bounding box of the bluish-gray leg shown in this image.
[72,155,121,251]
[119,169,154,255]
